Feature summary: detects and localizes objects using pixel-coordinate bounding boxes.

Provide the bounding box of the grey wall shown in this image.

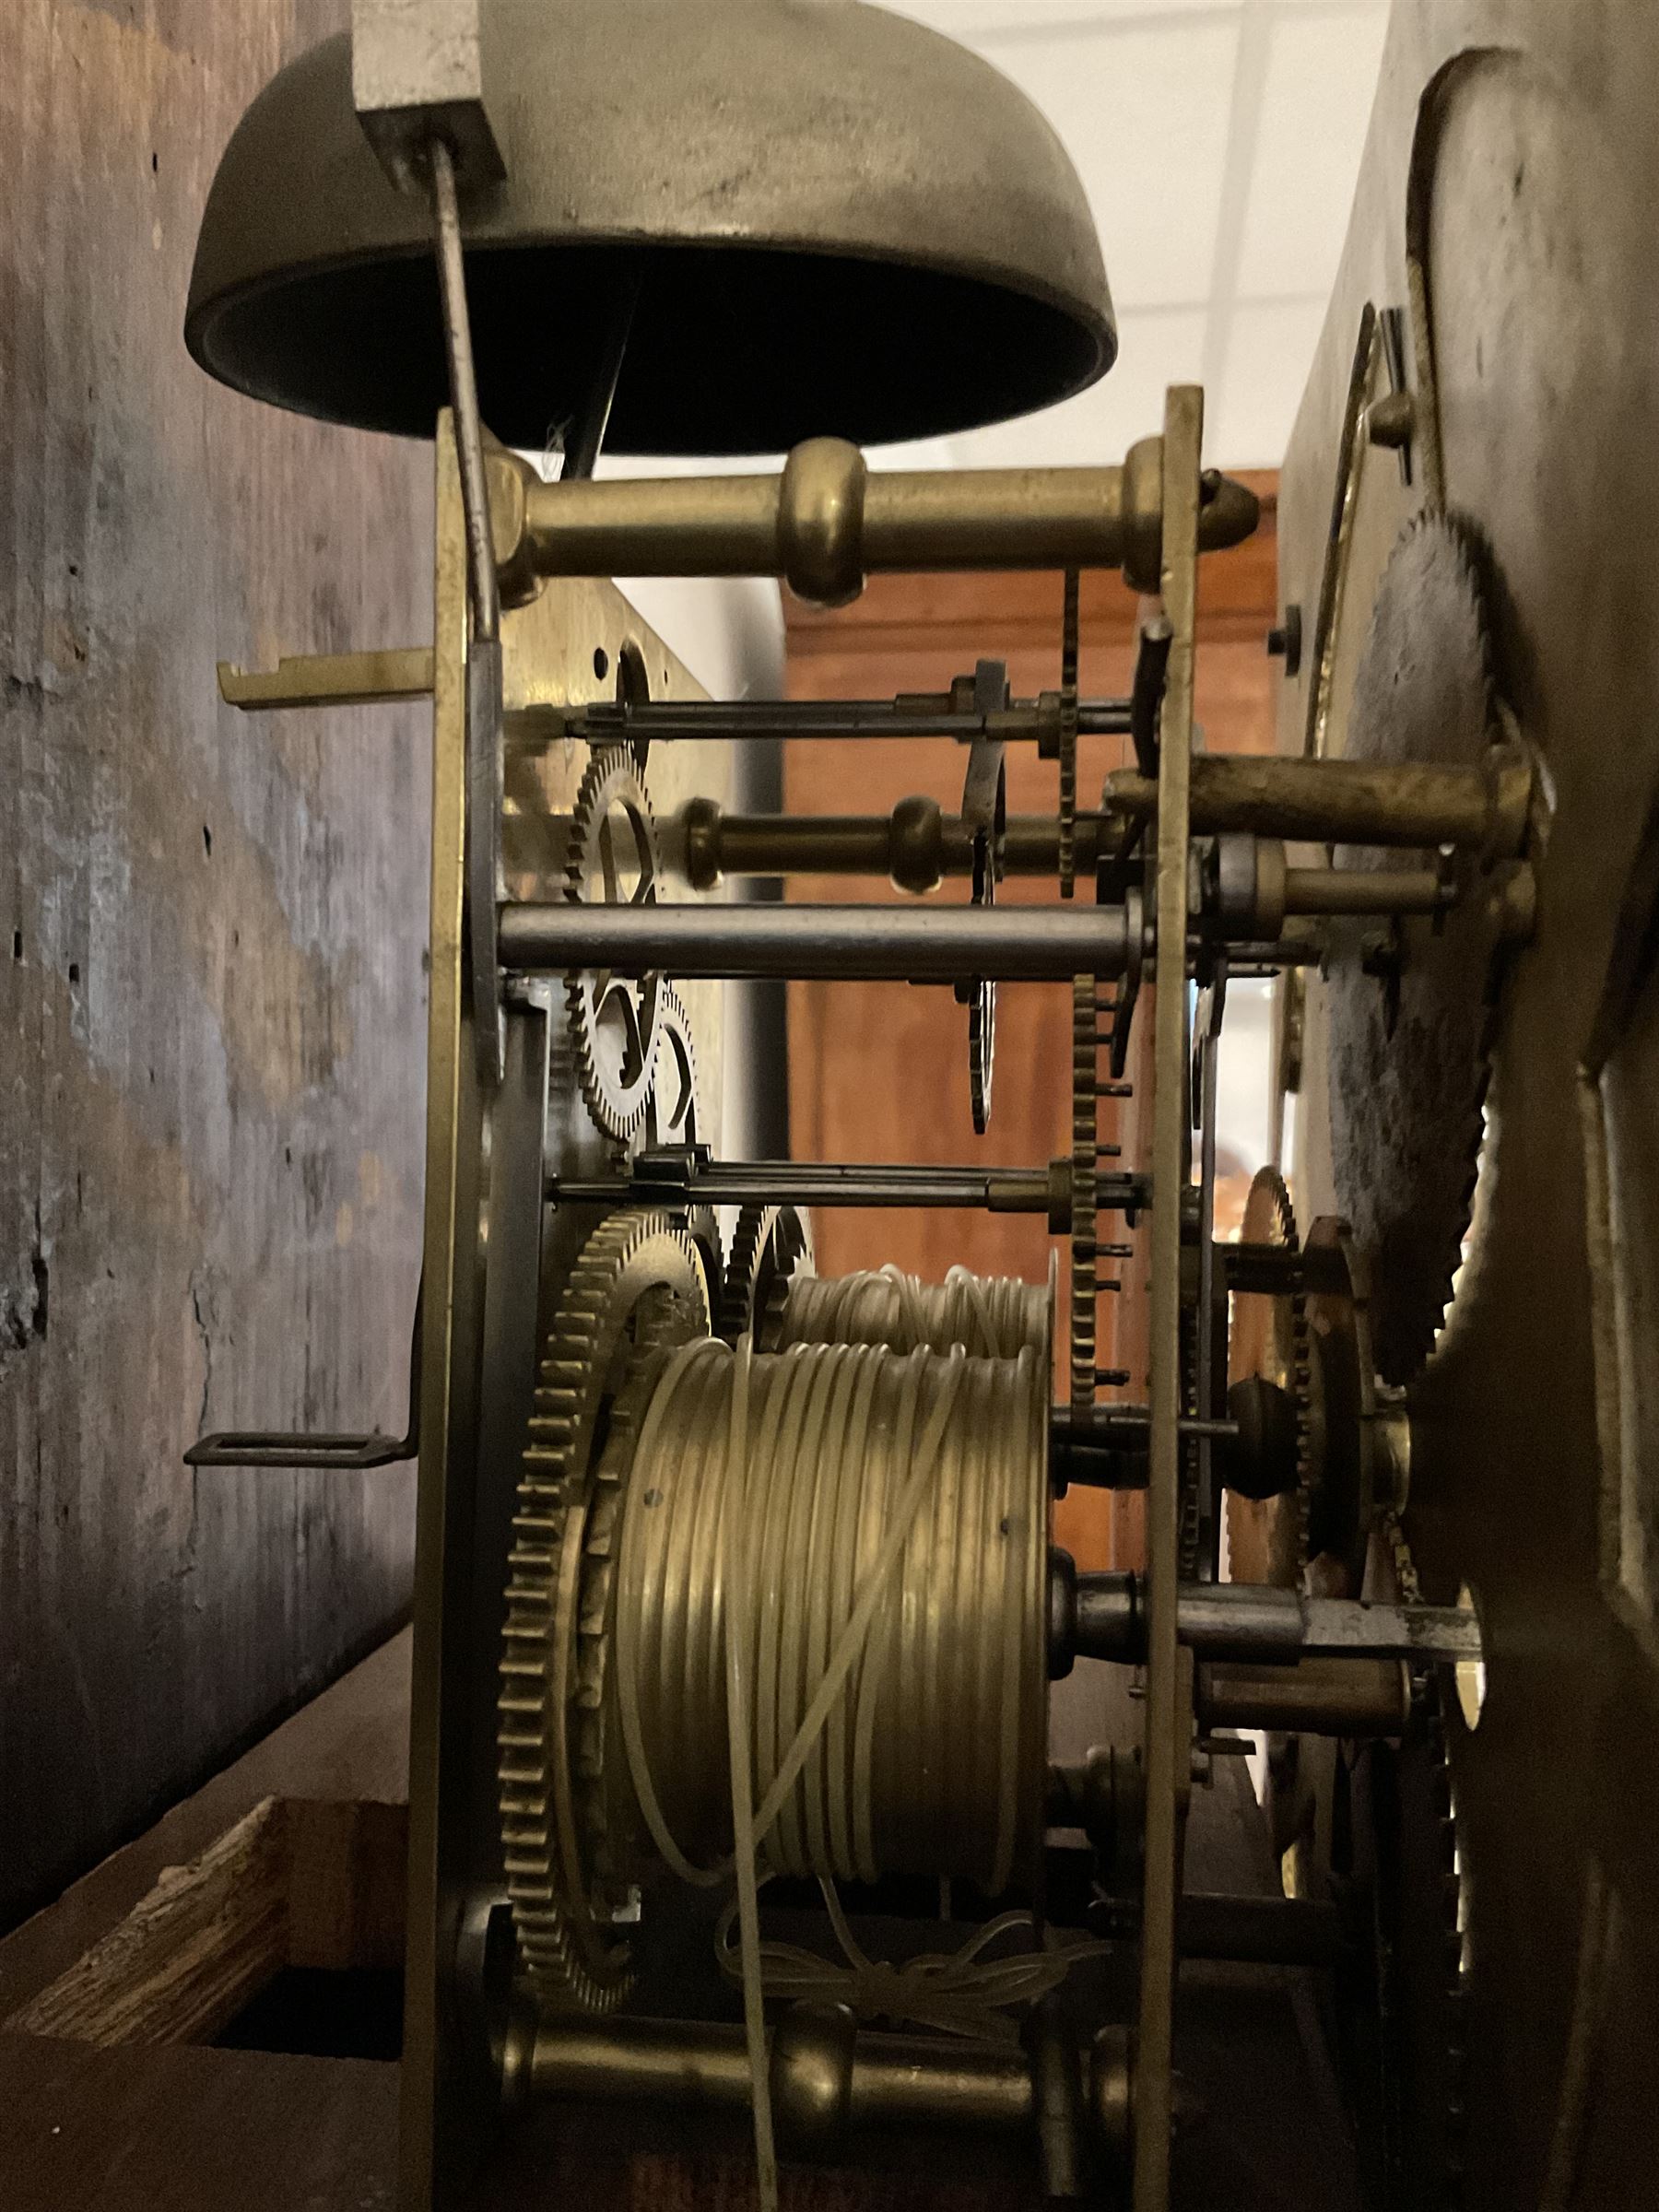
[0,0,426,1927]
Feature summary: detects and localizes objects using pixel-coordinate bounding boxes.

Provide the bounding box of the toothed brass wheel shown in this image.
[1070,973,1100,1407]
[563,747,665,1149]
[497,1209,709,2014]
[1225,1166,1313,1589]
[718,1202,815,1348]
[1326,511,1506,1383]
[644,982,702,1150]
[1340,1520,1472,2212]
[643,982,723,1304]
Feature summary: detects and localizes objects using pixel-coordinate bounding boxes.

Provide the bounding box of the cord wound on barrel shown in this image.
[609,1328,1051,2207]
[774,1262,1051,1362]
[612,1337,1049,1896]
[722,1339,778,2210]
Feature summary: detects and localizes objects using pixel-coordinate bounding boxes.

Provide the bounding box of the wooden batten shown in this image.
[5,1794,408,2050]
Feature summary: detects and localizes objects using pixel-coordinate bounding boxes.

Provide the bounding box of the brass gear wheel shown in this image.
[1069,971,1135,1403]
[968,980,994,1135]
[563,746,665,1149]
[961,705,1006,1136]
[497,1209,709,2013]
[1327,510,1505,1383]
[718,1202,815,1347]
[1069,974,1099,1407]
[1343,1516,1472,2212]
[1057,567,1080,897]
[643,981,723,1303]
[1224,1166,1314,1587]
[644,981,702,1148]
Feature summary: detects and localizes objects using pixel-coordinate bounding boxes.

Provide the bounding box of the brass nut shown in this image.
[1484,712,1535,862]
[1089,2022,1135,2166]
[1366,389,1417,451]
[889,794,946,894]
[680,796,724,893]
[487,449,540,608]
[1253,838,1288,940]
[1489,857,1537,947]
[1367,1389,1412,1516]
[496,1996,539,2118]
[1121,434,1164,594]
[1047,1157,1074,1235]
[771,2001,857,2157]
[778,437,867,607]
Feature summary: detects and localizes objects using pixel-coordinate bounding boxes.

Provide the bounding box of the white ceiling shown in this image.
[877,0,1390,471]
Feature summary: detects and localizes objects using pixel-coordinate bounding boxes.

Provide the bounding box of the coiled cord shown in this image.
[610,1332,1052,2212]
[775,1262,1050,1363]
[613,1335,1047,1896]
[713,1882,1110,2046]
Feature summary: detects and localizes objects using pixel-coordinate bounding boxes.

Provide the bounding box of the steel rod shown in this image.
[687,812,945,883]
[1052,1411,1242,1497]
[569,697,1133,742]
[673,802,1096,888]
[1056,1407,1239,1442]
[550,1161,1148,1217]
[1091,1890,1347,1970]
[498,900,1131,981]
[670,812,1456,912]
[1298,1594,1483,1663]
[428,139,499,643]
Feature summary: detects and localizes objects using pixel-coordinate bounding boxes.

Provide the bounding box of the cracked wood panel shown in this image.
[0,0,426,1926]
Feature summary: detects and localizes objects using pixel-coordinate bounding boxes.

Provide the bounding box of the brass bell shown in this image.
[185,0,1115,453]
